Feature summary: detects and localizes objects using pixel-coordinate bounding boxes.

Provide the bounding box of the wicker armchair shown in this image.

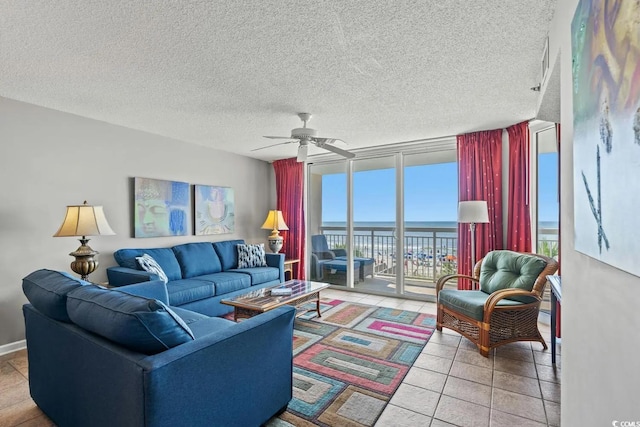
[436,250,558,357]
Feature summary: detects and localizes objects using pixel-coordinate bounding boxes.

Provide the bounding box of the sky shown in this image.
[322,153,559,223]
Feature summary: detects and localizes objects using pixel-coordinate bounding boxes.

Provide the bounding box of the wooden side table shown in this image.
[284,259,300,281]
[547,275,561,365]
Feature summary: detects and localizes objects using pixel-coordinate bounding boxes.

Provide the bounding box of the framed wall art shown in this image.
[571,0,640,276]
[194,185,234,235]
[134,177,190,238]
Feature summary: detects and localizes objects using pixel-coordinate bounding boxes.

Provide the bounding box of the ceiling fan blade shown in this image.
[313,137,345,145]
[313,139,355,158]
[251,141,296,151]
[264,136,296,140]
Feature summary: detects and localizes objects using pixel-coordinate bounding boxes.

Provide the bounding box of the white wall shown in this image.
[0,97,275,346]
[547,2,640,423]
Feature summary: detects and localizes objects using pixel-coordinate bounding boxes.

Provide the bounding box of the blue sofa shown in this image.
[22,269,295,427]
[106,239,284,317]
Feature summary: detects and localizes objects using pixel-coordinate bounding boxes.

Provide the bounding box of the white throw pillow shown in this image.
[136,253,169,284]
[237,244,267,268]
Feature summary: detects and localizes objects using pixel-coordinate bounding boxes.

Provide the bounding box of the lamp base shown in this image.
[267,236,284,254]
[69,238,98,281]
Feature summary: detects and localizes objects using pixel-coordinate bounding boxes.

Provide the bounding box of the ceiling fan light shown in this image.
[297,144,308,162]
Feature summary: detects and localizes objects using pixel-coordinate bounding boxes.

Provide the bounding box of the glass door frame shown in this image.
[305,137,457,298]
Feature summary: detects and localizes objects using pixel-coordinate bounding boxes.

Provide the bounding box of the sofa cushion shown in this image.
[438,289,524,321]
[213,239,245,271]
[230,267,280,285]
[136,254,169,284]
[172,242,222,278]
[479,251,547,303]
[22,269,90,322]
[194,272,252,295]
[166,279,216,306]
[114,248,182,281]
[237,243,267,268]
[169,307,236,338]
[66,285,194,355]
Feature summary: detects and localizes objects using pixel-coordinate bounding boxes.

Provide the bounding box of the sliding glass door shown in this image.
[306,140,458,300]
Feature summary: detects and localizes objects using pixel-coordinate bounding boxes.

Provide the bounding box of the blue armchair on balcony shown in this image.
[310,235,375,284]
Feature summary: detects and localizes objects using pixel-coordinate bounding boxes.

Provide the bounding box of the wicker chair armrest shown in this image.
[435,274,477,295]
[484,288,541,315]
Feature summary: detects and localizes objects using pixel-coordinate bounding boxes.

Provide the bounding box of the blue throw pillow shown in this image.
[237,243,267,268]
[22,269,91,322]
[66,285,194,355]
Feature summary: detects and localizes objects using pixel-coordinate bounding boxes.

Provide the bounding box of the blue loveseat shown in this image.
[106,239,284,317]
[22,269,295,427]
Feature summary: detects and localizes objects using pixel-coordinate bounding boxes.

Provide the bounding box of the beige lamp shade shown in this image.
[457,201,489,224]
[261,210,288,253]
[53,202,116,237]
[261,210,289,232]
[53,201,115,281]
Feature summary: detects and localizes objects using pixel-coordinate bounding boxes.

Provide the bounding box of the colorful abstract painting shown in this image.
[194,185,234,235]
[134,177,189,238]
[571,0,640,276]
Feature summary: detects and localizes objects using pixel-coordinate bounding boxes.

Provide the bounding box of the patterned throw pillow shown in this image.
[237,244,267,268]
[136,254,169,284]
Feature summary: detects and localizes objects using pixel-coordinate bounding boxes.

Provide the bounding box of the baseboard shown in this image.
[0,340,26,357]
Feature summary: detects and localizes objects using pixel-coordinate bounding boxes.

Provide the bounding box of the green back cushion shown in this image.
[479,251,547,303]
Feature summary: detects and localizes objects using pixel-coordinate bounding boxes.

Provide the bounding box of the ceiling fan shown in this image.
[253,113,356,162]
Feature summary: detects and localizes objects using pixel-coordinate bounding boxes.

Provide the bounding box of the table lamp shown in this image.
[458,200,489,273]
[261,210,289,253]
[53,201,115,280]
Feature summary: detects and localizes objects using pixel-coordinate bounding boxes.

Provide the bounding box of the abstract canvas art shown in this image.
[571,0,640,276]
[134,177,189,238]
[194,185,234,235]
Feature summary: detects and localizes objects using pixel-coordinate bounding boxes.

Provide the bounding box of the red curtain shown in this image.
[506,121,532,252]
[273,158,306,279]
[457,129,504,289]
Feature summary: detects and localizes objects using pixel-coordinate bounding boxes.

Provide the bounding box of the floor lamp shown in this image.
[458,201,489,276]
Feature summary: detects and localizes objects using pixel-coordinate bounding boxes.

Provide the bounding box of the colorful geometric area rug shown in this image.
[270,299,436,427]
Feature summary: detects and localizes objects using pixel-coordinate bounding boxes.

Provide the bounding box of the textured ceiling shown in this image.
[0,0,557,162]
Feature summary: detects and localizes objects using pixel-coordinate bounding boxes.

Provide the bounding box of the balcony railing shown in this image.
[318,225,559,283]
[319,226,458,281]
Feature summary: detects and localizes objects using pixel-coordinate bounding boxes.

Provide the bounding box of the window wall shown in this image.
[306,140,458,301]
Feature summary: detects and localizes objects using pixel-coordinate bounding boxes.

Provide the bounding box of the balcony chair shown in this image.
[436,250,558,357]
[310,234,375,282]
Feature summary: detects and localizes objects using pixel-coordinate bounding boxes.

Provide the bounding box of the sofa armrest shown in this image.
[116,280,169,305]
[265,253,285,282]
[140,306,296,426]
[107,266,157,287]
[332,248,347,257]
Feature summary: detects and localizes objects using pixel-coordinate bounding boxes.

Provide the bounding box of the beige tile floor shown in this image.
[0,289,560,427]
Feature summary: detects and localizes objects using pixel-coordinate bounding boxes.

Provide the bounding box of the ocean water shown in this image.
[321,221,559,232]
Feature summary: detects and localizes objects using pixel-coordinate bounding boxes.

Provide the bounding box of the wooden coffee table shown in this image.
[221,279,330,321]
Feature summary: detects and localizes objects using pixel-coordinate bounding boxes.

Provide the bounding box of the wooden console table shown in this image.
[547,275,561,365]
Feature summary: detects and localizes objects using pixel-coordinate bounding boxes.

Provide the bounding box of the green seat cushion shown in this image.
[438,290,524,321]
[479,251,547,303]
